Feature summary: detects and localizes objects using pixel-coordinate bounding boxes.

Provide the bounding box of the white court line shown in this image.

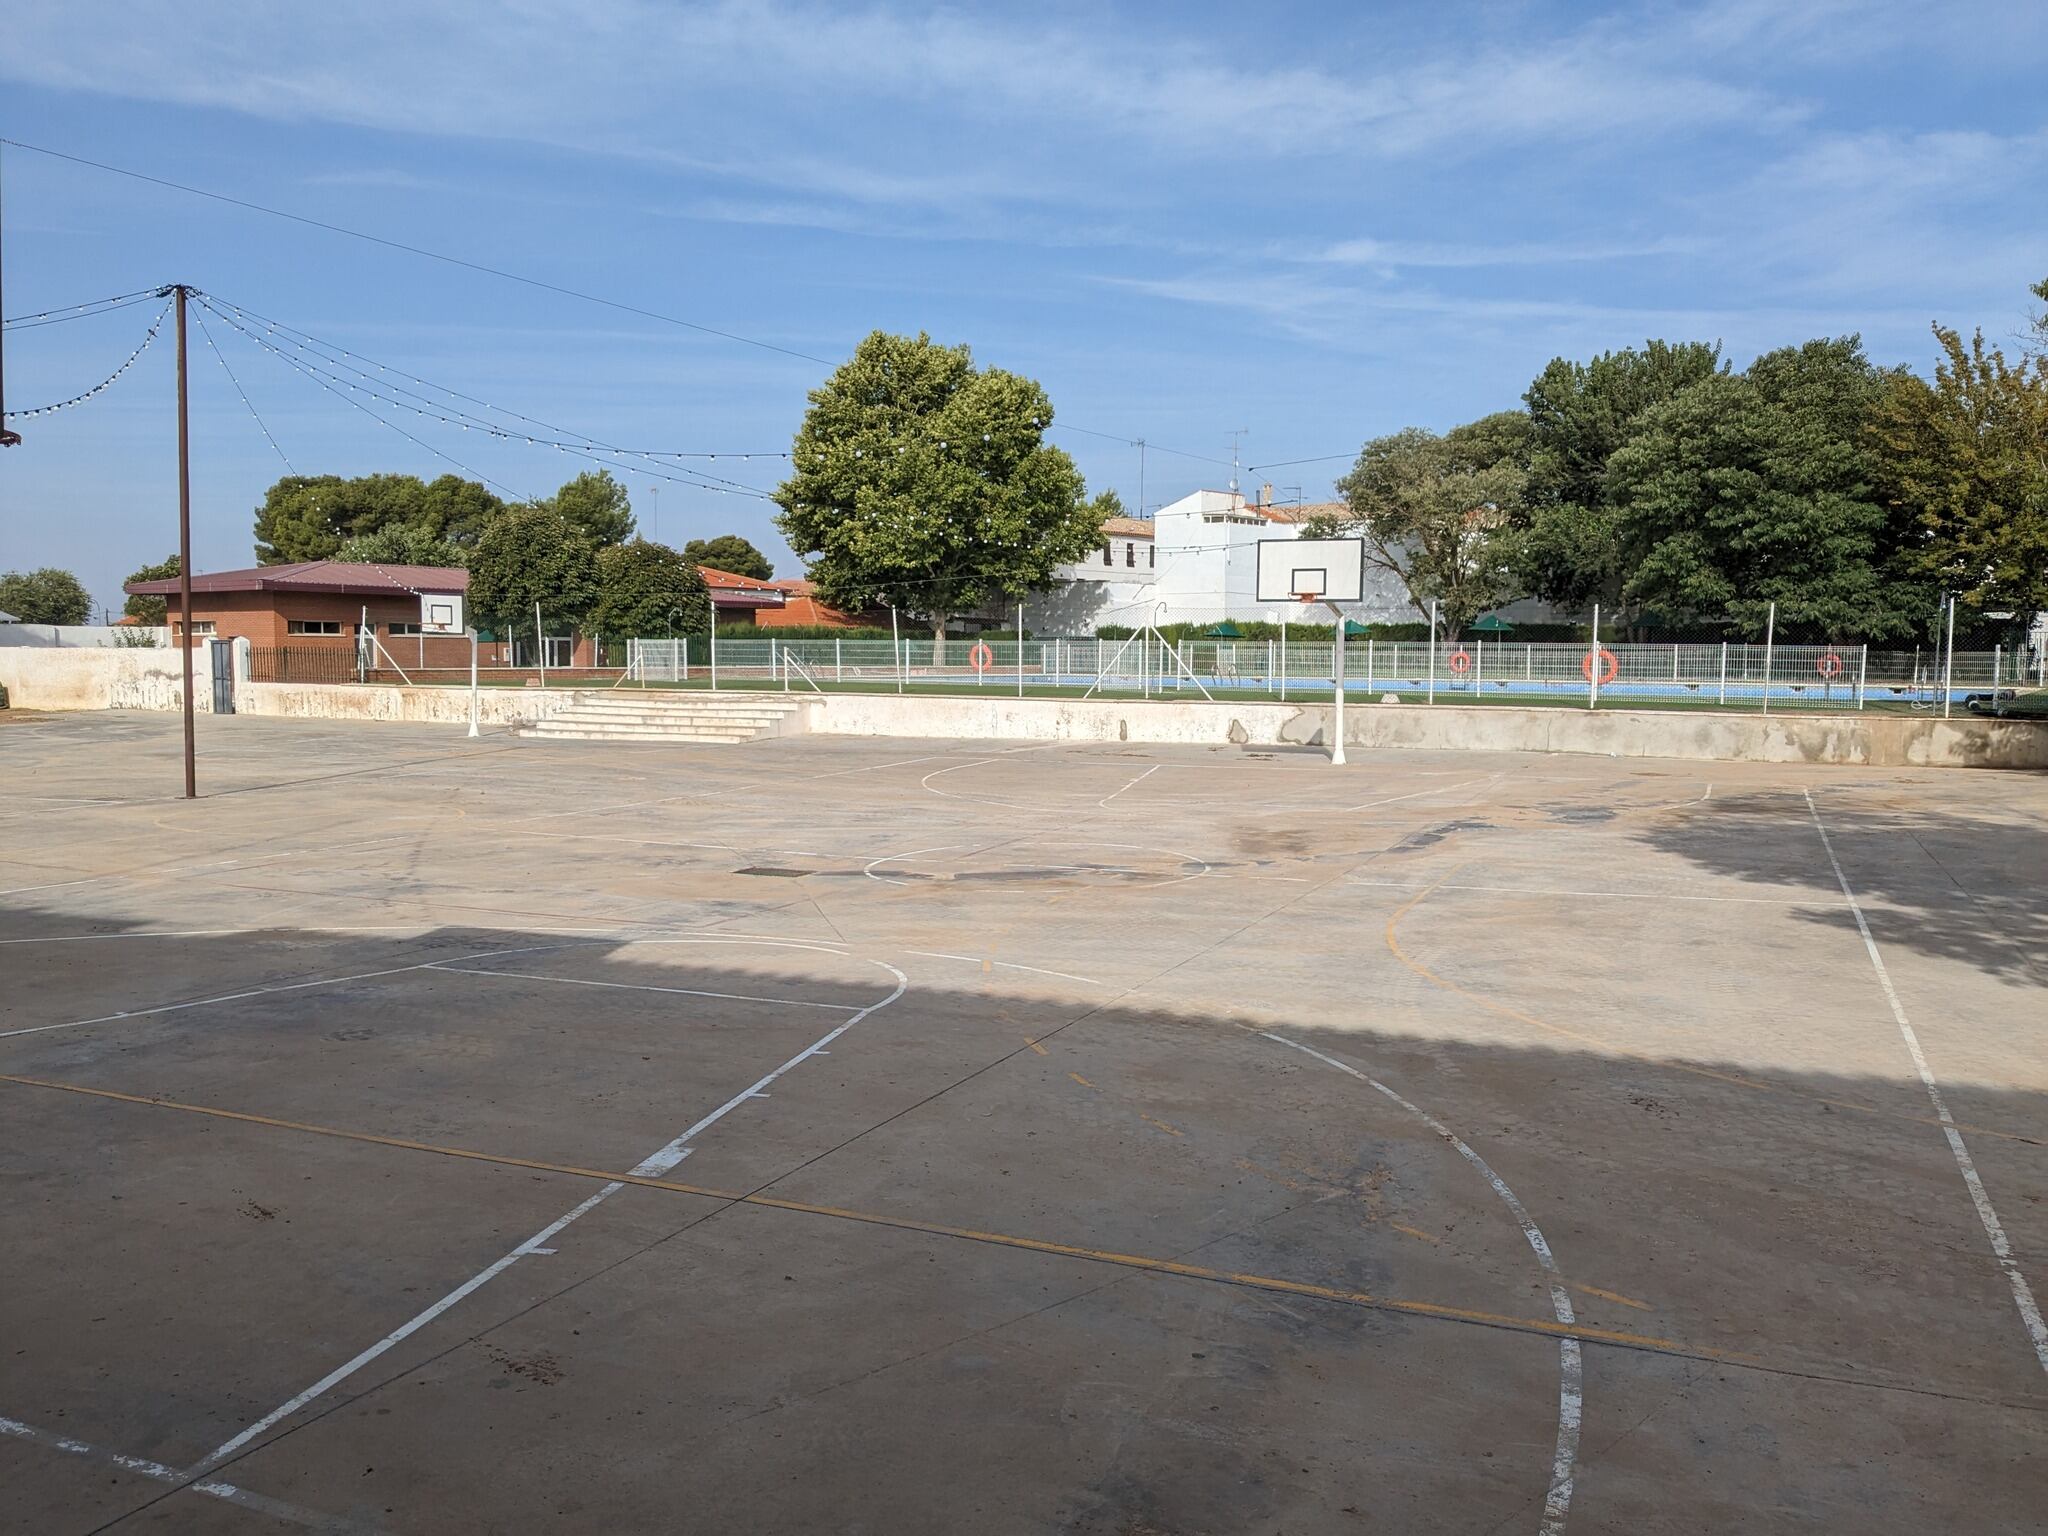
[904,950,1105,987]
[1804,788,2048,1378]
[1097,763,1161,809]
[0,872,131,898]
[0,942,587,1041]
[0,1413,386,1533]
[1261,1033,1580,1536]
[425,963,862,1011]
[194,944,909,1471]
[1341,776,1496,814]
[1345,877,1839,907]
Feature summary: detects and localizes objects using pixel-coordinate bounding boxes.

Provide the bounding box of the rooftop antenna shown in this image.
[1284,484,1304,505]
[1228,429,1247,501]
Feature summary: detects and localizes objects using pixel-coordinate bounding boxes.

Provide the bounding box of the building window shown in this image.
[1102,541,1112,566]
[173,621,216,637]
[1124,542,1135,567]
[288,619,344,636]
[388,622,424,636]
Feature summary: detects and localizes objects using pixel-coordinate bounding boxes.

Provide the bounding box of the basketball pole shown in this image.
[1329,600,1346,766]
[174,284,196,799]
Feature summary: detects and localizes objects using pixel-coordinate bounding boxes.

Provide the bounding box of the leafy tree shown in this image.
[543,470,635,546]
[590,539,712,637]
[122,554,181,623]
[1873,323,2048,618]
[1520,341,1726,613]
[682,534,773,580]
[336,525,469,567]
[467,504,601,642]
[1322,411,1532,634]
[0,567,92,625]
[2029,275,2048,358]
[774,330,1104,641]
[1605,337,1911,636]
[253,473,504,563]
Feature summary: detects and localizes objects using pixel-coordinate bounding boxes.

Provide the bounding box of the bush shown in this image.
[715,623,897,640]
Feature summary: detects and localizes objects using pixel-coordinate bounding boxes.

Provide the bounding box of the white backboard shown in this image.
[420,593,465,634]
[1255,537,1365,603]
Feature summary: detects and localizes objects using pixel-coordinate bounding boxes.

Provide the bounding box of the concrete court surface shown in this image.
[1,709,2043,1535]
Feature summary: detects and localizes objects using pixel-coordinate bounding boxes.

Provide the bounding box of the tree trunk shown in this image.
[930,612,950,665]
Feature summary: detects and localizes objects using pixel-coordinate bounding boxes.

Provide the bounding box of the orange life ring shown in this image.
[1816,651,1844,679]
[969,641,995,672]
[1582,647,1619,685]
[1447,649,1472,674]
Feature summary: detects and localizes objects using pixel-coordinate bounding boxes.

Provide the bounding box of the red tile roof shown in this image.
[698,564,785,609]
[125,561,469,596]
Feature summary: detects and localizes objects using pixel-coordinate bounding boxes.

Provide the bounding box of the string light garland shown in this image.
[2,300,172,420]
[2,290,164,332]
[191,304,296,473]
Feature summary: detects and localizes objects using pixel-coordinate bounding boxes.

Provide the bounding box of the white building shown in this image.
[1033,485,1423,633]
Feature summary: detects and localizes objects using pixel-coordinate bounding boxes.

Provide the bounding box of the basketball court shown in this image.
[2,708,2044,1534]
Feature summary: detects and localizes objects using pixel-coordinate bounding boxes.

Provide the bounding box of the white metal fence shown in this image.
[627,634,2042,711]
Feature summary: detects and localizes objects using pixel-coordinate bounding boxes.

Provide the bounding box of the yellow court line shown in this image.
[1382,876,2042,1148]
[0,1070,1726,1362]
[1024,1037,1049,1056]
[1390,1222,1441,1245]
[1069,1071,1094,1088]
[1572,1282,1653,1312]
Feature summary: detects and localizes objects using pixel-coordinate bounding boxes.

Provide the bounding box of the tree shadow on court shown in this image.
[1634,787,2048,980]
[4,897,2046,1535]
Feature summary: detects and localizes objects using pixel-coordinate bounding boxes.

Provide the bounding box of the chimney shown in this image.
[1259,482,1274,508]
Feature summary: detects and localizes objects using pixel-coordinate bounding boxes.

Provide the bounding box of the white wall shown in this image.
[0,646,210,710]
[0,624,170,648]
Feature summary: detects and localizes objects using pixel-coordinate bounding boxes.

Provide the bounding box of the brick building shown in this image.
[122,561,597,669]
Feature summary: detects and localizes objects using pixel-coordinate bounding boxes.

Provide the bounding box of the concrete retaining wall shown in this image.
[239,681,581,727]
[800,693,2048,769]
[0,647,209,712]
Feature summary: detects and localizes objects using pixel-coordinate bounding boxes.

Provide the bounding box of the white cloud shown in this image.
[3,0,1805,202]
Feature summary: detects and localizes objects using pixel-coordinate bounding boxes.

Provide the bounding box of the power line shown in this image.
[4,142,1280,493]
[3,139,1259,477]
[1246,451,1355,473]
[197,294,778,500]
[204,293,791,467]
[0,137,835,367]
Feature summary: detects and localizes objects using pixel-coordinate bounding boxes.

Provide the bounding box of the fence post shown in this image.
[1760,602,1775,715]
[1672,641,1679,681]
[1856,644,1867,709]
[1367,636,1375,695]
[779,639,787,692]
[1475,637,1483,695]
[710,627,718,691]
[1279,627,1288,701]
[1427,600,1438,705]
[1589,604,1601,709]
[1718,640,1727,706]
[836,637,843,682]
[890,605,902,694]
[1993,643,2002,691]
[1942,596,1956,718]
[1018,603,1025,698]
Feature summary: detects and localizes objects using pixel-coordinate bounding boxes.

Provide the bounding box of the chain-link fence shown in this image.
[623,630,2044,713]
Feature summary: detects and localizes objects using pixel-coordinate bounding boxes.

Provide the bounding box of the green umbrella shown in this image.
[1206,621,1242,638]
[1344,618,1370,635]
[1470,613,1516,632]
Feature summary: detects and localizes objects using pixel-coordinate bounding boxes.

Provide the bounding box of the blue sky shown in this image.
[3,0,2045,616]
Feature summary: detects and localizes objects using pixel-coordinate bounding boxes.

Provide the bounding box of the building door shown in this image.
[208,638,236,714]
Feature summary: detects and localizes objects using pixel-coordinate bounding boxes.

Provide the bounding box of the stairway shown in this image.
[515,692,808,744]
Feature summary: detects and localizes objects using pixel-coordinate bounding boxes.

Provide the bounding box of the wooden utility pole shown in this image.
[174,284,196,797]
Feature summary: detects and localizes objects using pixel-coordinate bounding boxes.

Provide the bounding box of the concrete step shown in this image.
[521,723,762,743]
[542,710,793,728]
